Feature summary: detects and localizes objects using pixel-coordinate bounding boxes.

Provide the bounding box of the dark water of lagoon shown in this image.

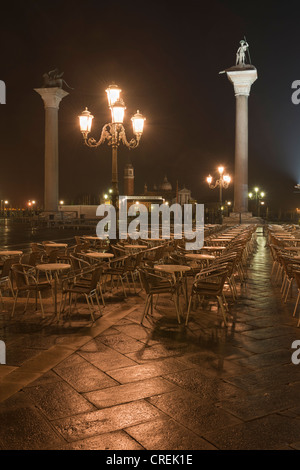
[0,219,97,251]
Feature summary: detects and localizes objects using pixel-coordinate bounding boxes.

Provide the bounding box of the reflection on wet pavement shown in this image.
[0,230,300,449]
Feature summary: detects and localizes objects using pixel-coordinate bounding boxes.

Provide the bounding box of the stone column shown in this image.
[34,87,69,212]
[226,67,257,214]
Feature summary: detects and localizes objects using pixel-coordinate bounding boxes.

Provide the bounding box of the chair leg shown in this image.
[185,294,193,326]
[85,294,95,322]
[38,291,45,318]
[95,291,102,315]
[24,291,30,313]
[217,295,228,327]
[11,290,19,317]
[293,290,300,318]
[174,293,181,324]
[141,294,151,324]
[0,290,4,311]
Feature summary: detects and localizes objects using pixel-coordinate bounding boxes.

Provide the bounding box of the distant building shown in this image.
[144,176,194,206]
[123,163,134,196]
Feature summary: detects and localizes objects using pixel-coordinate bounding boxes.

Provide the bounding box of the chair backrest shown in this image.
[139,269,151,294]
[90,266,103,290]
[1,257,19,278]
[295,271,300,289]
[11,263,30,288]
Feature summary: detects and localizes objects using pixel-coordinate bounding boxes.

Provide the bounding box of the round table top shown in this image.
[145,238,168,242]
[184,254,215,260]
[0,250,23,256]
[124,244,147,249]
[36,263,71,271]
[201,246,227,250]
[85,252,114,259]
[285,247,300,251]
[274,235,295,239]
[44,243,68,248]
[154,264,191,274]
[83,236,107,240]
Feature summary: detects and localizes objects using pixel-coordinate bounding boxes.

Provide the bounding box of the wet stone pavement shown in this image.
[1,231,300,450]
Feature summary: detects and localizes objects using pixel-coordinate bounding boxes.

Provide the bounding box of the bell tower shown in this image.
[124,163,134,196]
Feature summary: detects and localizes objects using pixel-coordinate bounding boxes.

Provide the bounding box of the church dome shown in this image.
[160,176,172,191]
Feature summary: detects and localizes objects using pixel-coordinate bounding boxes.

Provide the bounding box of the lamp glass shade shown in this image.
[79,108,94,133]
[218,166,224,175]
[106,84,122,107]
[111,100,126,124]
[131,110,145,134]
[223,175,231,183]
[207,176,212,184]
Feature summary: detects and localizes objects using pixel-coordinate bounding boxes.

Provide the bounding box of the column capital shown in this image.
[34,87,69,108]
[226,67,258,96]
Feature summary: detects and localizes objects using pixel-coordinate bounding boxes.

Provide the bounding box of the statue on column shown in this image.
[236,40,249,66]
[42,69,73,89]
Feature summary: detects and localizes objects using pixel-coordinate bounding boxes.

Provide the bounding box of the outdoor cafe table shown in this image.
[83,252,114,264]
[284,247,300,253]
[200,246,226,255]
[36,263,71,316]
[44,244,68,255]
[0,250,23,256]
[83,236,108,240]
[124,244,147,251]
[184,253,215,268]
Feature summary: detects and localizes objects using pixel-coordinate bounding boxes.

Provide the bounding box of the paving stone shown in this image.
[78,343,137,371]
[24,381,95,420]
[67,430,144,450]
[236,349,292,370]
[106,358,193,384]
[6,347,42,367]
[148,389,241,435]
[0,406,65,450]
[205,414,300,450]
[97,332,146,354]
[225,364,300,392]
[180,353,252,378]
[125,343,188,363]
[115,323,154,342]
[218,384,300,420]
[163,368,246,402]
[242,326,298,340]
[24,370,62,388]
[84,377,179,408]
[237,335,295,354]
[126,417,217,450]
[54,361,118,393]
[53,400,163,442]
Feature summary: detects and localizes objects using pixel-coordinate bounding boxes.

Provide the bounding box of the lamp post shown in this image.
[206,166,231,207]
[79,84,145,210]
[248,188,265,216]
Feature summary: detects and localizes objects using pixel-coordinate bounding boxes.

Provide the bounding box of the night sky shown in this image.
[1,0,300,211]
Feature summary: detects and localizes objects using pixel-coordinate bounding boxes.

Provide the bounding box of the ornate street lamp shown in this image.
[206,166,231,207]
[248,188,265,216]
[79,84,145,209]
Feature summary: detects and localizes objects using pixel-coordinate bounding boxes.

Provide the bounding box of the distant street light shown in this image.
[79,84,145,210]
[206,166,231,207]
[248,188,265,216]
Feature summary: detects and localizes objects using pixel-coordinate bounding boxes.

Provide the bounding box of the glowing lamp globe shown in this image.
[79,108,94,134]
[105,84,122,107]
[131,110,146,135]
[111,99,126,124]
